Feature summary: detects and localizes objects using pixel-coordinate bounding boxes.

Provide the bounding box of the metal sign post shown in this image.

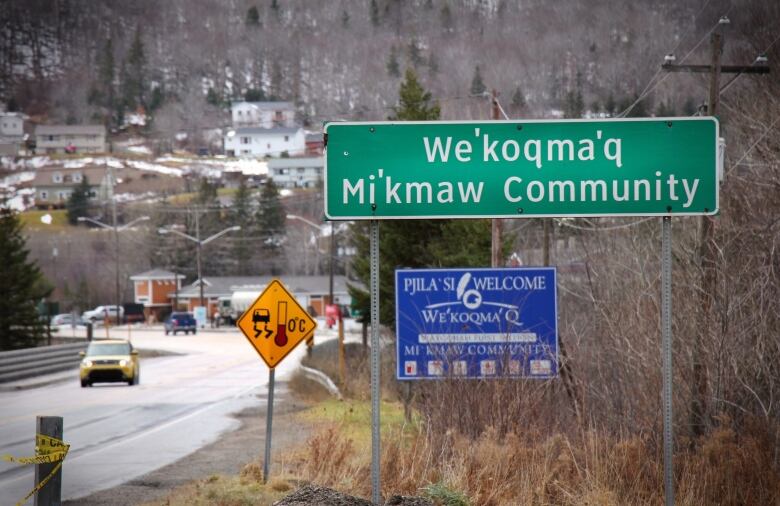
[264,368,275,483]
[370,220,381,505]
[661,216,674,505]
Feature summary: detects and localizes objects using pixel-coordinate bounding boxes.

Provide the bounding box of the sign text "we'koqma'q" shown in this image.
[324,117,719,219]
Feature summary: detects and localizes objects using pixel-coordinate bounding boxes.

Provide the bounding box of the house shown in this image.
[0,112,25,156]
[305,132,324,156]
[224,126,305,158]
[129,269,185,321]
[231,101,296,128]
[32,165,107,208]
[175,275,353,318]
[35,124,106,154]
[268,156,323,189]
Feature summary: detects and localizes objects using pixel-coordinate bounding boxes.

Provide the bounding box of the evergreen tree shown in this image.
[390,68,440,120]
[683,96,697,116]
[255,179,286,273]
[387,46,401,78]
[246,6,260,26]
[564,71,584,118]
[206,87,221,106]
[270,0,280,20]
[470,65,486,96]
[0,208,50,350]
[67,176,92,225]
[511,84,526,111]
[124,26,147,109]
[149,85,164,111]
[269,61,284,100]
[89,37,116,125]
[370,0,380,27]
[604,93,616,116]
[229,179,254,275]
[245,88,265,101]
[350,69,500,328]
[341,9,350,29]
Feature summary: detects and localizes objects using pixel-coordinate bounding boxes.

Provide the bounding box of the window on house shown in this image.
[267,143,271,149]
[52,173,63,183]
[89,190,97,198]
[48,135,55,141]
[241,137,250,144]
[297,168,305,173]
[58,191,68,200]
[40,191,48,200]
[73,173,82,183]
[284,135,289,142]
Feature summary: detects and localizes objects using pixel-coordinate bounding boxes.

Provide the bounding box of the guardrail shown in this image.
[0,342,87,383]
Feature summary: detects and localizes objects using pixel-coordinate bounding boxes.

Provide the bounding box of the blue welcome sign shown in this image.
[395,267,558,380]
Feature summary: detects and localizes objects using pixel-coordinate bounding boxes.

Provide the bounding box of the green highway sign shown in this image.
[324,118,719,219]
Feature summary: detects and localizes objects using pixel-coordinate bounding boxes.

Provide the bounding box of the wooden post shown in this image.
[35,416,63,506]
[490,89,503,268]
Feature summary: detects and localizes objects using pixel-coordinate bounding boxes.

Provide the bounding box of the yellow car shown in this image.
[79,339,139,387]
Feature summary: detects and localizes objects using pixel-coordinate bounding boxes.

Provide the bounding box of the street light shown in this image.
[78,215,150,323]
[158,222,241,314]
[286,214,336,305]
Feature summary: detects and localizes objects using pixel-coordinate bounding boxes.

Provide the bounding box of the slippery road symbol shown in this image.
[252,308,273,339]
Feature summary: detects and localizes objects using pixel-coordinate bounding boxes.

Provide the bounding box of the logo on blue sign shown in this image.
[395,267,558,380]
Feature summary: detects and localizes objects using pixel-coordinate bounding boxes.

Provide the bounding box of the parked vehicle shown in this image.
[164,312,197,335]
[51,313,85,327]
[122,303,145,323]
[79,339,139,387]
[82,305,124,323]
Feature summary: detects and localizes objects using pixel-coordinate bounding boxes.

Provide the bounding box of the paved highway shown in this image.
[0,326,319,502]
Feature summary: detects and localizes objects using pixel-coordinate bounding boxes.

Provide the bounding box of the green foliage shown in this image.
[350,70,501,328]
[206,87,221,106]
[245,88,265,102]
[0,209,49,350]
[683,96,698,115]
[511,84,526,110]
[422,482,470,506]
[604,93,616,115]
[255,179,285,272]
[470,65,486,96]
[229,179,254,275]
[149,85,164,111]
[66,176,92,225]
[387,46,400,78]
[564,71,584,118]
[369,0,380,27]
[123,26,147,110]
[390,68,440,121]
[246,5,260,26]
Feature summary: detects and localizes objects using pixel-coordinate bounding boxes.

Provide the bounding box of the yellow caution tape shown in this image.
[1,434,70,506]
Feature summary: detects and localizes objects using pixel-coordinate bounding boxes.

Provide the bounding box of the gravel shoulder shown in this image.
[64,382,312,506]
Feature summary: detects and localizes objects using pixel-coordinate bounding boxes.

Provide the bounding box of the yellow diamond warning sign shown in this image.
[236,279,317,368]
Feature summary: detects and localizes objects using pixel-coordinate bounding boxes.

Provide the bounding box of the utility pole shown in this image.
[490,89,502,267]
[158,216,240,323]
[662,16,770,438]
[195,210,203,309]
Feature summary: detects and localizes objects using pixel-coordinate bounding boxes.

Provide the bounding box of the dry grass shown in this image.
[141,473,290,506]
[299,414,780,505]
[291,343,780,505]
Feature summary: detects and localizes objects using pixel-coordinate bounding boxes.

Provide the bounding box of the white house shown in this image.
[231,101,296,128]
[0,112,25,155]
[224,126,305,158]
[36,124,106,154]
[268,156,323,188]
